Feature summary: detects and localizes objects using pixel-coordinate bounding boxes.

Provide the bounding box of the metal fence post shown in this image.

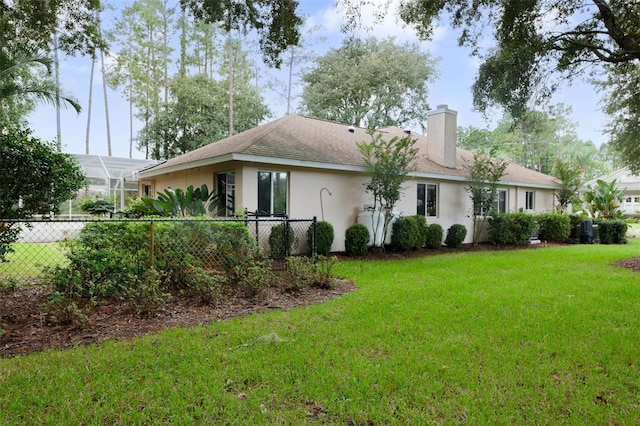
[150,220,155,268]
[312,216,318,261]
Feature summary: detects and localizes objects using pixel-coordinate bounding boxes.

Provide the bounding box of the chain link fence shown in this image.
[0,217,317,285]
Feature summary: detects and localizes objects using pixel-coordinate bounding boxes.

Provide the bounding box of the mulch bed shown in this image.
[2,242,638,358]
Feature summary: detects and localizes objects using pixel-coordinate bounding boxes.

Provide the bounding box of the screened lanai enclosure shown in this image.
[57,155,158,217]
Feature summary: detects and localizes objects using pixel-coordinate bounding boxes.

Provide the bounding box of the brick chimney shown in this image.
[426,104,457,168]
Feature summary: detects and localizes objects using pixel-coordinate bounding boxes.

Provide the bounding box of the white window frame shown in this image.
[525,190,534,210]
[417,182,438,217]
[215,171,235,217]
[257,170,288,216]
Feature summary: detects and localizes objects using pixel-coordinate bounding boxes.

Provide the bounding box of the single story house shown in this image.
[586,168,640,216]
[136,105,560,251]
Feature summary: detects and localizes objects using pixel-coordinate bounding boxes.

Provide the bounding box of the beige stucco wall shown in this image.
[140,162,558,252]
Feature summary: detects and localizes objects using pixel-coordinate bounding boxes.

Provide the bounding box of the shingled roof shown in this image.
[137,114,559,188]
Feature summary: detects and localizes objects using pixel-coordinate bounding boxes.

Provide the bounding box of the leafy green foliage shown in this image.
[390,216,421,252]
[306,221,335,257]
[413,215,428,248]
[464,151,508,244]
[300,36,437,130]
[596,219,628,245]
[358,132,418,247]
[44,220,264,315]
[141,184,218,217]
[424,223,444,249]
[444,224,467,248]
[0,0,105,56]
[139,73,270,160]
[182,0,302,68]
[399,1,640,121]
[536,213,571,243]
[268,223,294,260]
[0,130,85,260]
[345,223,369,257]
[552,159,583,213]
[583,179,625,219]
[0,41,81,128]
[81,199,115,216]
[488,212,537,245]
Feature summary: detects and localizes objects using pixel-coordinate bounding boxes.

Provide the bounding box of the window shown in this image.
[498,189,507,213]
[627,197,633,203]
[635,197,640,203]
[257,171,288,216]
[473,188,507,216]
[417,183,438,217]
[143,184,152,197]
[216,171,235,217]
[525,191,534,210]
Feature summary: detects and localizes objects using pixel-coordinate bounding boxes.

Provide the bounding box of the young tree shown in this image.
[464,151,508,244]
[300,37,437,130]
[0,129,86,260]
[551,159,583,213]
[358,132,418,248]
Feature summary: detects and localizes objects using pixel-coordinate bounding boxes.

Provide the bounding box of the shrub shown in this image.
[284,256,317,291]
[445,224,467,248]
[425,223,444,249]
[596,219,628,244]
[345,223,370,257]
[537,213,571,243]
[391,216,421,252]
[307,221,335,256]
[269,223,294,260]
[413,215,428,248]
[315,255,338,289]
[488,212,536,245]
[232,259,275,297]
[45,220,263,313]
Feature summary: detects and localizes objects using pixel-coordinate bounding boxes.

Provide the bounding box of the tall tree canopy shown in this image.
[397,1,640,118]
[299,37,437,130]
[139,72,270,160]
[180,0,303,67]
[0,0,106,56]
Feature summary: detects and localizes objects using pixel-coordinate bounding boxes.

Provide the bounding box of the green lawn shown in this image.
[0,242,69,282]
[2,242,640,424]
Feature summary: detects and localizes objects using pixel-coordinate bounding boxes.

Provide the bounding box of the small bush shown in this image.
[425,223,444,249]
[315,255,338,289]
[129,267,170,317]
[284,256,317,291]
[413,215,428,248]
[445,224,467,248]
[269,223,295,260]
[488,212,536,245]
[597,219,628,244]
[232,260,275,297]
[537,213,571,243]
[184,266,223,305]
[345,223,370,257]
[307,221,335,256]
[391,216,421,252]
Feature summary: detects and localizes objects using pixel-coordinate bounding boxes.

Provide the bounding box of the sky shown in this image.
[27,0,608,160]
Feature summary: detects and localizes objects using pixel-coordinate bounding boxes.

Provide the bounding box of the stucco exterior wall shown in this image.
[140,162,558,252]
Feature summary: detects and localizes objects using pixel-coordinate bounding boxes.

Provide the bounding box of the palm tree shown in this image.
[0,42,81,130]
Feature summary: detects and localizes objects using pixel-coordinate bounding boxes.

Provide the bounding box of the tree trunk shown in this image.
[100,50,112,156]
[85,57,95,154]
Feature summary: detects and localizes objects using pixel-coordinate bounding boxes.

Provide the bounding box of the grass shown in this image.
[2,242,640,424]
[0,242,69,282]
